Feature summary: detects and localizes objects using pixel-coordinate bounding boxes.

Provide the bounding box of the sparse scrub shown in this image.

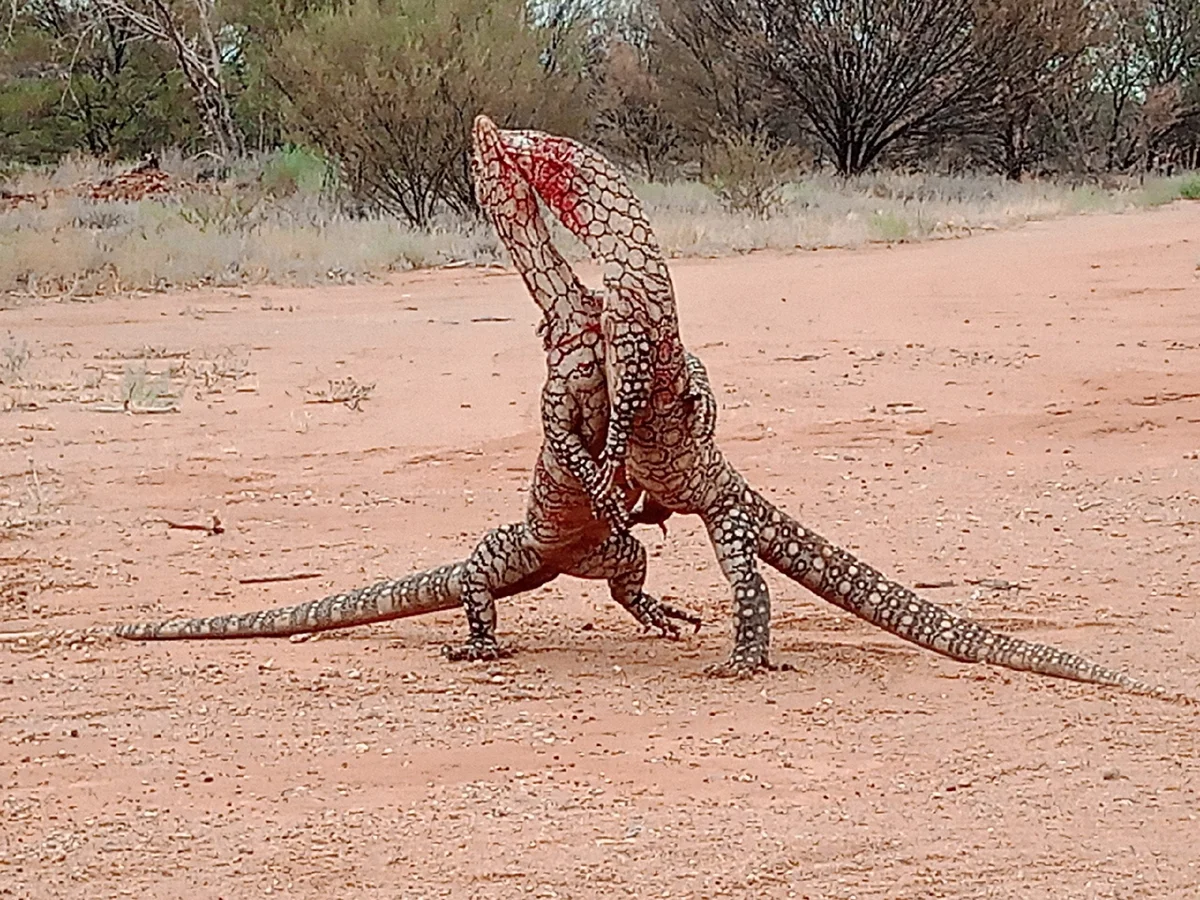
[119,366,176,409]
[188,350,254,397]
[2,154,1197,293]
[81,364,182,413]
[258,146,334,199]
[701,132,799,217]
[1,334,31,384]
[1180,176,1200,200]
[867,211,913,242]
[0,158,504,295]
[0,458,58,535]
[305,376,376,412]
[638,170,1194,255]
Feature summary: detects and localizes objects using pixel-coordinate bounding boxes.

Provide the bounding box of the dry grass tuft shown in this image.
[0,458,61,536]
[642,171,1198,256]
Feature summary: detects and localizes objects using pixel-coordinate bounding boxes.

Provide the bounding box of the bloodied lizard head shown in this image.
[494,127,670,299]
[472,115,540,231]
[488,127,590,237]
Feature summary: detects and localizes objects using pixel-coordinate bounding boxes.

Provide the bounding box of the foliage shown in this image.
[258,145,333,198]
[685,0,1028,175]
[971,0,1097,179]
[701,131,798,216]
[652,0,771,145]
[0,0,1197,198]
[592,42,685,180]
[269,0,589,225]
[0,4,202,162]
[649,0,1199,177]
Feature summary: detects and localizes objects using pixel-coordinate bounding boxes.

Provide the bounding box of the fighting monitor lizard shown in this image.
[113,116,699,652]
[498,125,1192,703]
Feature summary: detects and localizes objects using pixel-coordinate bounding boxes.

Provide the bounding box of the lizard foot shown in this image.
[704,646,774,678]
[441,639,513,662]
[623,593,702,639]
[649,599,703,637]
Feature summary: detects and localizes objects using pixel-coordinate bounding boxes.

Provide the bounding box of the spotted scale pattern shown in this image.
[506,127,1193,701]
[750,499,1187,698]
[111,117,702,649]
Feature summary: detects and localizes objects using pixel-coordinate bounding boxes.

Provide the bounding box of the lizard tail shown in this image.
[114,562,466,640]
[750,492,1194,705]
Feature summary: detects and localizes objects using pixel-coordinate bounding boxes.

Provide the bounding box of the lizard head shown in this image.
[472,114,539,229]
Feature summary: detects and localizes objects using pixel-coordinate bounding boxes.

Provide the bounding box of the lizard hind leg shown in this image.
[703,505,774,677]
[567,532,702,639]
[441,524,543,662]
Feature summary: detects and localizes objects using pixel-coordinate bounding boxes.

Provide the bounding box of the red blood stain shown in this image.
[510,136,587,236]
[474,122,537,226]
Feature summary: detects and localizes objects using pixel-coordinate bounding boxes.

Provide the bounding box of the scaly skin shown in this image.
[112,117,701,652]
[499,126,1192,703]
[490,132,681,524]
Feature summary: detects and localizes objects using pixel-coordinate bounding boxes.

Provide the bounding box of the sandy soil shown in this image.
[2,203,1199,899]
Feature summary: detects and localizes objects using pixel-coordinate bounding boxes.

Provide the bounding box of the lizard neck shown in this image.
[537,292,602,351]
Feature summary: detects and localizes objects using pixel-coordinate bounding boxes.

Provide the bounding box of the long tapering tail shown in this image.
[749,492,1193,704]
[114,562,474,640]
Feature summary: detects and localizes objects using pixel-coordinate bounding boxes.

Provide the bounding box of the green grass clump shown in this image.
[259,145,333,198]
[1136,172,1200,206]
[868,210,911,241]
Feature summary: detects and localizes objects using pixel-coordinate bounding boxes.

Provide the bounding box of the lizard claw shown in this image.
[656,599,703,634]
[623,594,702,639]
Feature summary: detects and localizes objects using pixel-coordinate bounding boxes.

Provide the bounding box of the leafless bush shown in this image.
[654,0,1198,177]
[698,0,1009,175]
[592,42,685,180]
[652,0,775,148]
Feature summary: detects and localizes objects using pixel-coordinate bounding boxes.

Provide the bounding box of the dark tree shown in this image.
[709,0,1013,175]
[592,41,685,179]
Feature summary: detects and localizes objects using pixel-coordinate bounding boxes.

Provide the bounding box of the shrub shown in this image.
[701,131,799,217]
[271,0,589,226]
[259,146,333,199]
[868,210,912,241]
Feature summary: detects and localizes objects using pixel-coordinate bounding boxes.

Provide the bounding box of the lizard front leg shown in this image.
[683,352,718,443]
[594,301,656,511]
[542,380,631,532]
[567,532,702,638]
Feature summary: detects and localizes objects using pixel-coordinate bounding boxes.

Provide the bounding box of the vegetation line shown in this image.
[3,0,1198,295]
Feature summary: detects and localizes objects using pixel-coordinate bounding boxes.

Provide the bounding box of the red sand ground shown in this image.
[2,204,1198,899]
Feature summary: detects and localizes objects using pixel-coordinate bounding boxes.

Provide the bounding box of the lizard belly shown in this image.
[525,452,606,546]
[627,402,723,514]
